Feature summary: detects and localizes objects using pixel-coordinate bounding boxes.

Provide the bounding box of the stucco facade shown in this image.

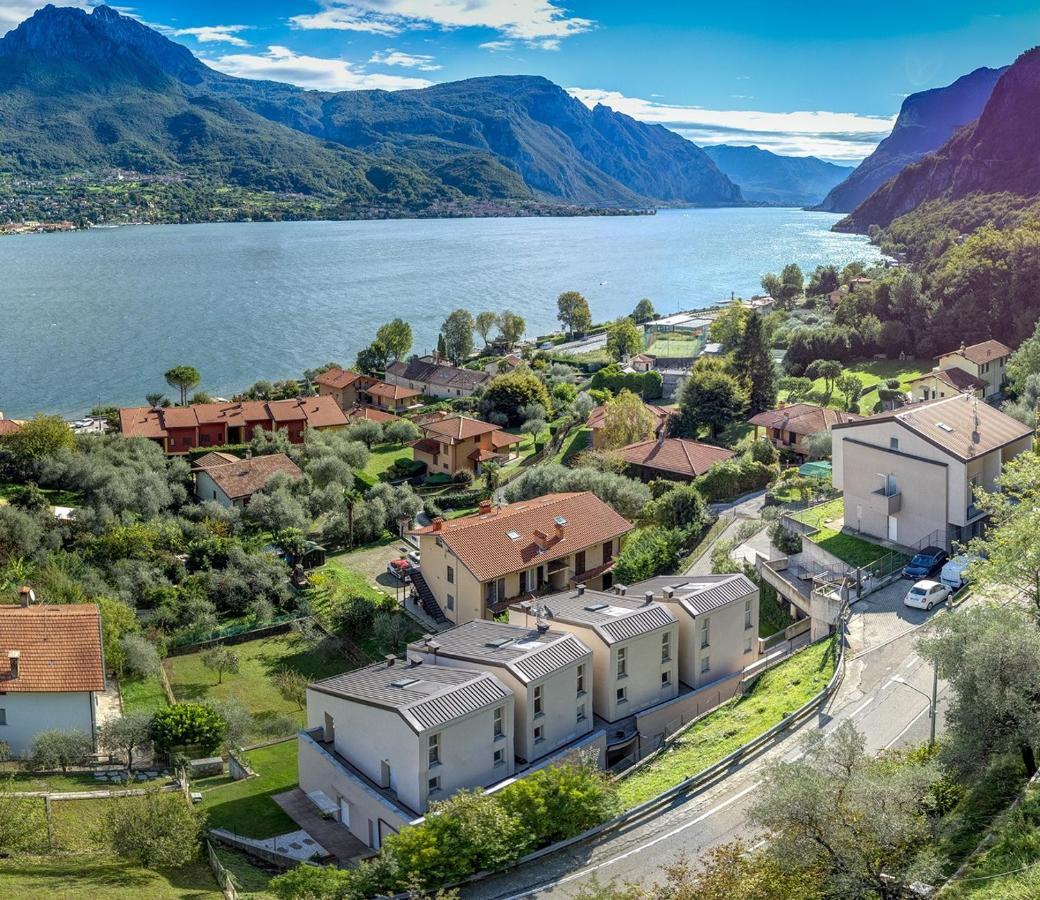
[1,690,98,757]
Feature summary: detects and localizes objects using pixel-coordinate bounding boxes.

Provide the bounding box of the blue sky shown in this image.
[5,1,1038,162]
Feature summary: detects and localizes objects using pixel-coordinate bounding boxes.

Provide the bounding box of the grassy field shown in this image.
[616,638,837,808]
[120,673,168,716]
[4,771,117,793]
[163,632,348,739]
[0,481,83,507]
[648,337,703,358]
[214,847,276,898]
[778,358,931,412]
[943,762,1040,898]
[361,442,412,479]
[0,855,221,899]
[553,426,591,465]
[197,740,299,839]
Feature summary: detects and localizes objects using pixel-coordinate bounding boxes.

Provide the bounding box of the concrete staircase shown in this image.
[410,571,450,626]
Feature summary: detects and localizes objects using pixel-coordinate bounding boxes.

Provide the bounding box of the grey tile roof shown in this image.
[386,357,489,391]
[527,588,677,645]
[410,621,590,685]
[629,574,757,616]
[311,661,510,733]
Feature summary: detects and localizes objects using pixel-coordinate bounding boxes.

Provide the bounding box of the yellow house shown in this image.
[411,493,634,625]
[411,415,521,477]
[314,367,374,412]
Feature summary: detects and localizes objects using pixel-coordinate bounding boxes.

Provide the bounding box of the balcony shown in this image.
[872,486,901,514]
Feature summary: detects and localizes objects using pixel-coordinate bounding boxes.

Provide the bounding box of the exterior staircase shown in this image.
[410,571,450,626]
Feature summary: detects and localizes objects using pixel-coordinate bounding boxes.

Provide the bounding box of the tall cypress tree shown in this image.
[733,312,777,414]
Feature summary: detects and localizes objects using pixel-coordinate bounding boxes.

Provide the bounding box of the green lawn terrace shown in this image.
[789,498,906,569]
[778,357,932,413]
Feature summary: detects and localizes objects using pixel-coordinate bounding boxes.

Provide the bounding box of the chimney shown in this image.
[554,520,565,539]
[432,517,444,532]
[385,654,396,667]
[479,499,493,515]
[643,590,654,606]
[617,585,627,596]
[576,584,585,596]
[18,586,31,608]
[534,529,550,544]
[408,656,423,668]
[8,650,19,679]
[663,587,675,600]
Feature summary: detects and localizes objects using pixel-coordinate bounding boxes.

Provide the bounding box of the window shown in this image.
[616,687,627,704]
[0,708,5,725]
[577,704,586,723]
[576,664,586,696]
[700,617,710,649]
[575,550,586,574]
[428,733,441,767]
[661,670,671,687]
[494,747,506,766]
[447,565,454,584]
[745,635,754,654]
[533,685,544,718]
[890,437,899,450]
[744,599,753,630]
[435,537,443,547]
[428,775,441,794]
[602,540,614,562]
[616,647,627,678]
[493,706,504,739]
[701,656,711,674]
[661,632,671,662]
[446,594,455,611]
[534,725,544,744]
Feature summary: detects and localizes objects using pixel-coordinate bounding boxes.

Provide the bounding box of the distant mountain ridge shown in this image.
[702,145,852,206]
[0,5,743,218]
[838,51,1040,232]
[815,66,1005,214]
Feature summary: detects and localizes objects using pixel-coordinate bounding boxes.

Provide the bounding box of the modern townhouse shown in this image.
[410,493,634,625]
[508,585,679,724]
[628,574,759,689]
[408,620,595,764]
[298,658,514,850]
[832,393,1032,549]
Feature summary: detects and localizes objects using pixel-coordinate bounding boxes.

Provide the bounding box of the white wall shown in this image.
[668,592,758,690]
[195,470,235,508]
[1,691,95,757]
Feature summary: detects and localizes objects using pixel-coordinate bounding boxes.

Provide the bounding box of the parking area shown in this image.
[847,576,946,654]
[327,538,417,592]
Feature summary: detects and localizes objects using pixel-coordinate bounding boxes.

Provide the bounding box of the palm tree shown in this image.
[343,488,361,549]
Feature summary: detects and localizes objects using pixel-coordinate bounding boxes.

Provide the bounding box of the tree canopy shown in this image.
[557,291,593,336]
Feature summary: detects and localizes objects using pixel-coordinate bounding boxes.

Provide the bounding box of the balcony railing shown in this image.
[872,486,901,514]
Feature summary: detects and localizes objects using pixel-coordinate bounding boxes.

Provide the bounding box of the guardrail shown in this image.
[388,620,849,898]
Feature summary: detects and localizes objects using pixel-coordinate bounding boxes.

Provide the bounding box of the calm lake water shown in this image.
[0,207,882,418]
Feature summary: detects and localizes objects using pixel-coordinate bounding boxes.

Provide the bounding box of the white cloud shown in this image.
[210,45,434,91]
[0,0,91,33]
[479,39,514,51]
[173,25,251,47]
[291,1,594,47]
[569,88,895,163]
[369,48,441,70]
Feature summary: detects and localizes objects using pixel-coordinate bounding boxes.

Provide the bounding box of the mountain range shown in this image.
[838,49,1040,232]
[0,4,742,219]
[702,145,852,206]
[817,66,1005,215]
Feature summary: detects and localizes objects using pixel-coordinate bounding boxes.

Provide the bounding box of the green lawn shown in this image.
[616,638,837,808]
[649,337,703,357]
[0,855,221,899]
[4,771,114,793]
[791,498,901,568]
[198,740,299,839]
[778,358,932,412]
[500,428,549,473]
[163,633,349,739]
[942,762,1040,898]
[362,442,412,479]
[791,498,845,531]
[120,673,168,716]
[213,847,276,898]
[0,480,84,507]
[552,426,591,465]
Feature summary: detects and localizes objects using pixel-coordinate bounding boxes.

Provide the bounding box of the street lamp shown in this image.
[893,670,938,747]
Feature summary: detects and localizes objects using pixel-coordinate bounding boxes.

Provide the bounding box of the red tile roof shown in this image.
[120,397,348,439]
[749,403,863,436]
[0,419,22,437]
[346,405,400,424]
[314,367,363,390]
[423,415,500,443]
[412,438,442,455]
[617,438,735,478]
[0,604,105,693]
[587,403,673,434]
[367,381,422,402]
[490,430,522,449]
[469,448,500,463]
[192,451,241,470]
[942,340,1013,365]
[201,453,303,500]
[412,492,633,583]
[907,367,987,392]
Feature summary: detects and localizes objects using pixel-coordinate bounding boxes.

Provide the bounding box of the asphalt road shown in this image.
[464,586,959,900]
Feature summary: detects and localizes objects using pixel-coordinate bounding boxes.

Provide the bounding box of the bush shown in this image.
[150,703,227,756]
[770,521,803,555]
[29,729,95,773]
[100,787,206,869]
[503,462,651,519]
[645,483,709,534]
[453,469,474,486]
[613,527,686,583]
[694,456,778,503]
[383,458,426,481]
[480,371,552,425]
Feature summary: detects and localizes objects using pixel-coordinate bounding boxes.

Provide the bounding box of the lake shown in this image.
[0,207,882,418]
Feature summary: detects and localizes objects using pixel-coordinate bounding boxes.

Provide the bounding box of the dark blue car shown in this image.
[903,546,949,580]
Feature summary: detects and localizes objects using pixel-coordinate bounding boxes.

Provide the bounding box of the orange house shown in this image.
[412,415,521,477]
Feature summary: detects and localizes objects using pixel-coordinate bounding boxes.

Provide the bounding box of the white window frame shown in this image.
[428,733,441,767]
[617,646,627,678]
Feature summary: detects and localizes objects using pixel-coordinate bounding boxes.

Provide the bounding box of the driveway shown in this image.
[328,538,416,592]
[846,576,945,655]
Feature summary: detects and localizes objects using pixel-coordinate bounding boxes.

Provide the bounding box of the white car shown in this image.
[904,579,951,611]
[940,554,980,590]
[407,549,421,568]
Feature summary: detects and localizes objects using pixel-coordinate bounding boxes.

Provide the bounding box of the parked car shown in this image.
[904,579,951,610]
[407,549,421,568]
[387,558,415,582]
[902,546,949,580]
[940,554,981,591]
